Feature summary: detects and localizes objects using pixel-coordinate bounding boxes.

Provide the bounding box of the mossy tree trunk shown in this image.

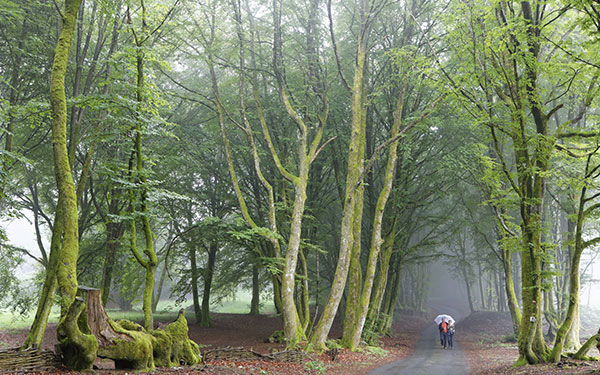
[500,232,521,336]
[572,329,600,360]
[343,80,407,350]
[126,0,159,331]
[100,193,125,306]
[366,218,399,333]
[23,0,104,348]
[47,0,83,315]
[213,0,285,321]
[309,7,370,349]
[271,0,328,345]
[550,152,600,361]
[43,0,99,369]
[341,185,364,348]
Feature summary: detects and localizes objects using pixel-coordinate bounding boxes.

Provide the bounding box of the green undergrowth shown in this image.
[304,360,327,374]
[364,345,388,356]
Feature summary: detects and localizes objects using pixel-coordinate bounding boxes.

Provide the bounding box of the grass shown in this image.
[0,294,276,330]
[0,307,60,330]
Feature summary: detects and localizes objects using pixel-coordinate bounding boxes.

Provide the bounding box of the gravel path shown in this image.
[368,306,471,375]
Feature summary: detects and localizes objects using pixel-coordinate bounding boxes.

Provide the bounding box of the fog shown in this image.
[427,261,472,321]
[2,215,47,278]
[2,214,600,318]
[425,258,600,322]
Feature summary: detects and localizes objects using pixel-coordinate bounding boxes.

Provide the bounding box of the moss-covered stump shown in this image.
[76,287,200,370]
[99,320,155,370]
[150,309,201,367]
[57,297,99,371]
[78,287,154,370]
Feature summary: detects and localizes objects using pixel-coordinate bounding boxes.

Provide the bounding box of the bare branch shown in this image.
[311,136,337,164]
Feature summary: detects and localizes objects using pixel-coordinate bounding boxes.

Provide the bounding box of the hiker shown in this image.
[447,321,455,349]
[439,318,448,348]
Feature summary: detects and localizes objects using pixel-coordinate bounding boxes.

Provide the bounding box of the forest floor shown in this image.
[3,309,600,374]
[0,309,430,375]
[460,310,600,375]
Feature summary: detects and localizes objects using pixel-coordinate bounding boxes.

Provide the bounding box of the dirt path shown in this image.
[368,306,470,375]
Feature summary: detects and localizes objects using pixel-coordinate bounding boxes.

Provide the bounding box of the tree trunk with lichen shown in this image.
[572,329,600,360]
[126,30,157,331]
[550,156,597,362]
[499,230,521,336]
[343,80,406,350]
[379,259,402,335]
[309,27,369,350]
[23,203,62,349]
[341,190,364,348]
[365,223,396,333]
[43,0,99,370]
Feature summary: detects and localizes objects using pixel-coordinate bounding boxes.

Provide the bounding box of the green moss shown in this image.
[57,299,98,371]
[116,319,145,331]
[162,311,201,365]
[98,320,155,370]
[149,329,173,367]
[513,356,528,367]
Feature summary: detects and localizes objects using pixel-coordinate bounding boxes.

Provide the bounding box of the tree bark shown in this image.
[250,262,260,315]
[189,241,201,325]
[200,242,217,327]
[309,6,370,349]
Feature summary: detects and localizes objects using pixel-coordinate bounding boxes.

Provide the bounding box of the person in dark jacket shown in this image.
[447,321,455,349]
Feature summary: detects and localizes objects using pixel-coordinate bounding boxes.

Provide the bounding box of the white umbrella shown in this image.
[434,314,455,325]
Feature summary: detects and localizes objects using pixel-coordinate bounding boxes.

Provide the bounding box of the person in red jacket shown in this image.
[439,318,448,348]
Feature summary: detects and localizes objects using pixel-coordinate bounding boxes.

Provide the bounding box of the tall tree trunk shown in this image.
[100,194,123,306]
[190,241,201,325]
[365,227,397,329]
[200,243,217,327]
[250,262,260,315]
[309,8,370,349]
[126,11,158,330]
[23,203,63,348]
[47,0,98,369]
[478,263,486,311]
[344,81,407,350]
[550,160,590,361]
[341,187,364,347]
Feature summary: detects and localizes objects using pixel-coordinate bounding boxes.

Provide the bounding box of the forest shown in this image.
[1,0,600,374]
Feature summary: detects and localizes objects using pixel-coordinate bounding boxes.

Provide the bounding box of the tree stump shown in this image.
[78,287,154,370]
[76,287,200,370]
[57,296,98,370]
